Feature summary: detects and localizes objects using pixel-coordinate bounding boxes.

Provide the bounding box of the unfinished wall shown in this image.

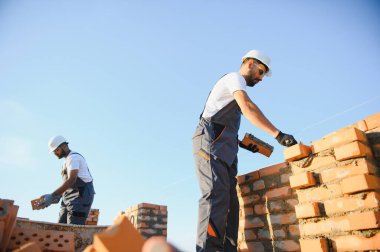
[124,203,168,239]
[237,112,380,252]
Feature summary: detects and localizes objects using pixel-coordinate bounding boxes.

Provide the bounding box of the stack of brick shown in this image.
[0,199,19,251]
[124,203,168,239]
[285,112,380,251]
[237,162,300,252]
[86,209,100,225]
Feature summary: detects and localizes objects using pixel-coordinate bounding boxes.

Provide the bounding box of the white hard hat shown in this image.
[48,135,68,152]
[242,50,272,77]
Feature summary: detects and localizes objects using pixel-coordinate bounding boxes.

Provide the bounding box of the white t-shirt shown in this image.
[64,151,93,183]
[202,72,247,118]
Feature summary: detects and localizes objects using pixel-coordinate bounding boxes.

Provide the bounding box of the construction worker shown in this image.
[192,50,297,251]
[36,135,95,225]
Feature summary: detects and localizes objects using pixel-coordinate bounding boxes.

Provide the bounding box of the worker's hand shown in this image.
[39,193,61,208]
[239,141,259,153]
[275,131,297,147]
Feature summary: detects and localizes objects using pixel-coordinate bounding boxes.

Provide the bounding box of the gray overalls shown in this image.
[58,152,95,225]
[193,100,241,252]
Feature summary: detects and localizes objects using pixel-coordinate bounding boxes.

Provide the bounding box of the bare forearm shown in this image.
[241,102,279,137]
[53,179,75,196]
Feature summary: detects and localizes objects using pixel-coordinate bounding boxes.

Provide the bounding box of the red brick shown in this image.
[300,211,380,236]
[348,120,369,132]
[240,216,265,229]
[334,141,372,161]
[257,228,286,240]
[138,203,161,210]
[289,172,317,189]
[332,232,380,251]
[284,143,311,162]
[254,204,268,215]
[240,207,254,217]
[275,240,300,251]
[324,192,380,215]
[365,112,380,130]
[237,170,259,184]
[286,198,299,208]
[270,213,297,225]
[258,162,288,178]
[252,180,265,191]
[281,174,290,184]
[289,225,300,237]
[297,183,342,203]
[311,127,367,154]
[244,229,257,240]
[238,241,265,252]
[269,201,283,212]
[238,184,251,195]
[263,187,292,200]
[290,154,337,175]
[240,194,260,206]
[299,238,329,252]
[295,202,320,219]
[319,158,375,183]
[340,174,380,194]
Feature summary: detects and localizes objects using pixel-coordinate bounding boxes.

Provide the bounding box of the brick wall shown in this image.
[237,163,300,251]
[237,112,380,252]
[124,203,168,239]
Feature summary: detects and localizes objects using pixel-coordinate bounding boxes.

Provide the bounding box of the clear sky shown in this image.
[1,0,379,251]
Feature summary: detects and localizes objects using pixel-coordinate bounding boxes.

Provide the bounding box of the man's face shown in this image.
[53,144,67,159]
[246,61,267,87]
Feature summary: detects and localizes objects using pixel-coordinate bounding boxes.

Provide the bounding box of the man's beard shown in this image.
[246,76,259,87]
[57,149,68,159]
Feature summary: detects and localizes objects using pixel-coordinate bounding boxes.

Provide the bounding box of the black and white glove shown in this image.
[275,131,297,147]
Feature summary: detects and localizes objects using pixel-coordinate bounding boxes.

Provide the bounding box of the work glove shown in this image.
[275,131,297,147]
[239,141,259,153]
[39,193,61,208]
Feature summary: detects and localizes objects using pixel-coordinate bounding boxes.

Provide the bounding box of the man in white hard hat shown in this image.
[192,50,297,251]
[36,135,95,225]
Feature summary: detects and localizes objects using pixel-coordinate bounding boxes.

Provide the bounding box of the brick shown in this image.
[244,229,257,240]
[284,143,311,162]
[297,183,343,203]
[138,203,161,210]
[332,232,380,251]
[262,186,291,200]
[7,226,74,251]
[365,112,380,130]
[258,162,288,178]
[240,207,254,218]
[289,172,317,189]
[93,215,145,252]
[275,240,300,251]
[257,228,286,240]
[348,120,369,132]
[290,153,337,175]
[324,192,380,215]
[311,127,367,153]
[238,241,265,252]
[238,184,251,195]
[240,216,265,228]
[286,198,299,208]
[269,201,283,212]
[0,204,19,250]
[334,141,372,161]
[83,245,96,252]
[289,225,300,237]
[299,238,329,252]
[254,204,268,215]
[300,211,380,236]
[281,174,290,184]
[372,143,380,158]
[240,194,260,206]
[340,174,380,194]
[295,202,320,219]
[237,171,259,184]
[252,180,265,191]
[319,158,375,183]
[12,242,42,252]
[270,213,297,225]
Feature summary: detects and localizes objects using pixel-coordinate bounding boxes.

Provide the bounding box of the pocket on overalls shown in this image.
[211,122,226,145]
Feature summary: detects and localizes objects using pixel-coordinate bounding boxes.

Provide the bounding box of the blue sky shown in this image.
[1,0,379,250]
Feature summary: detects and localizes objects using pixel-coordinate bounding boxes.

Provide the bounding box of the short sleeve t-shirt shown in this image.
[201,72,247,118]
[64,151,93,183]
